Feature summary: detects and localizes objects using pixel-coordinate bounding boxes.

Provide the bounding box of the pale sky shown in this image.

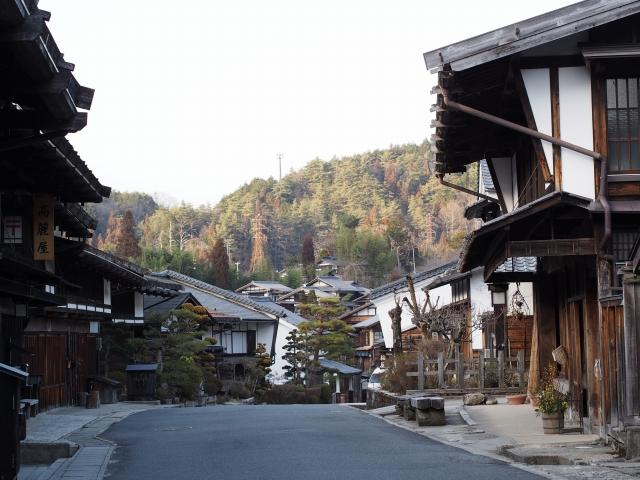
[41,0,577,206]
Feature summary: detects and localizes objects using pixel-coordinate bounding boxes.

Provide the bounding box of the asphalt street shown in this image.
[103,404,543,480]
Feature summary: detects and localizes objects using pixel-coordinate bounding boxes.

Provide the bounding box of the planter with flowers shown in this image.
[536,363,570,434]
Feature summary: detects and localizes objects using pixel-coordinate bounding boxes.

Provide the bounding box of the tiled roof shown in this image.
[353,316,380,329]
[151,270,282,320]
[311,276,369,293]
[251,298,307,326]
[479,159,495,193]
[495,257,537,273]
[236,281,292,293]
[318,358,362,375]
[369,262,457,300]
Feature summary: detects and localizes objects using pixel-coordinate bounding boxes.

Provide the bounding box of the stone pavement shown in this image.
[19,402,166,480]
[363,397,640,480]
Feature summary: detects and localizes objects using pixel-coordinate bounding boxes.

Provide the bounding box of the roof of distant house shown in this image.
[318,358,362,375]
[353,316,380,329]
[369,262,457,300]
[144,292,204,320]
[250,297,307,326]
[150,270,282,321]
[479,159,495,193]
[236,280,293,294]
[308,276,369,293]
[339,301,375,320]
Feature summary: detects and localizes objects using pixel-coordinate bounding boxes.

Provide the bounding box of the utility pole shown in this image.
[277,153,283,181]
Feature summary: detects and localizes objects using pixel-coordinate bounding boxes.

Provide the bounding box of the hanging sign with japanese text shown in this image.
[33,194,55,261]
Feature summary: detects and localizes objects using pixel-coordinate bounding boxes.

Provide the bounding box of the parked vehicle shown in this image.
[367,367,385,391]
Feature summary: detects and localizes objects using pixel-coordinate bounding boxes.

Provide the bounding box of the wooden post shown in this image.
[437,352,445,388]
[456,345,464,389]
[517,350,525,388]
[498,350,505,388]
[417,353,425,391]
[479,349,485,390]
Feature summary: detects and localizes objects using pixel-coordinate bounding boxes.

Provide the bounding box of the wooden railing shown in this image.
[407,347,527,392]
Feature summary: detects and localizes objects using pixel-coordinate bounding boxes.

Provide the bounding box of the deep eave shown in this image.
[423,0,640,73]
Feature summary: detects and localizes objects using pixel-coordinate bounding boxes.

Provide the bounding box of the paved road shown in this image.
[103,405,542,480]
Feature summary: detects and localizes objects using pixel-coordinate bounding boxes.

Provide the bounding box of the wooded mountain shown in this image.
[90,140,477,288]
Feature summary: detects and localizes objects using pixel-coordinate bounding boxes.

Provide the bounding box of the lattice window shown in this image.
[606,77,640,172]
[612,229,639,263]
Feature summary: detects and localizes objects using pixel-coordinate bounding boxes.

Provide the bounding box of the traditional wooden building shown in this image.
[424,0,640,451]
[0,1,111,476]
[148,270,306,384]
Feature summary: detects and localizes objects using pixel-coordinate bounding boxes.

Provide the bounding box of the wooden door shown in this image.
[567,299,588,421]
[602,304,624,431]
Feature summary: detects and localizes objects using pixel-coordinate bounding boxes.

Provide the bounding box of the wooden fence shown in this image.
[407,348,527,392]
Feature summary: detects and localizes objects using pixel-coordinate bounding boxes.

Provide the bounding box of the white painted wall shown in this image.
[270,319,296,384]
[521,68,553,174]
[559,66,595,199]
[470,269,492,349]
[490,156,518,211]
[103,279,111,305]
[134,292,144,318]
[256,322,275,351]
[372,276,437,349]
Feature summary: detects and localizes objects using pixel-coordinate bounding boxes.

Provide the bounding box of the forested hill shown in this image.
[88,140,477,288]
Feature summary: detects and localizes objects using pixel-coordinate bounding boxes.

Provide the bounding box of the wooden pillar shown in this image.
[437,352,445,388]
[417,353,425,391]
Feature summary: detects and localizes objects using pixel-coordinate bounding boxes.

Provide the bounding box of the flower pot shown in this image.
[506,394,527,405]
[541,411,564,434]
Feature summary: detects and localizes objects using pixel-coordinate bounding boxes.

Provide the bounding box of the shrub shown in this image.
[258,384,331,404]
[381,354,418,393]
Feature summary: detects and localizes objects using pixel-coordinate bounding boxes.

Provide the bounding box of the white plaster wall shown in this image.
[270,319,296,384]
[490,156,517,211]
[134,292,144,318]
[256,322,275,351]
[372,277,436,349]
[470,269,492,349]
[559,66,595,199]
[521,68,553,173]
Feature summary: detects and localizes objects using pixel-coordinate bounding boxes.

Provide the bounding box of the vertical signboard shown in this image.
[33,195,55,261]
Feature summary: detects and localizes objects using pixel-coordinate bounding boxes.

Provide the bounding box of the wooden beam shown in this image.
[513,67,552,182]
[506,238,595,257]
[550,67,562,191]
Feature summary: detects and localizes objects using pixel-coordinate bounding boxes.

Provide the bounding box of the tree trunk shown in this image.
[389,305,403,356]
[527,311,540,399]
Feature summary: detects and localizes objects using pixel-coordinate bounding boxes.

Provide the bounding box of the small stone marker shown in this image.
[485,397,498,405]
[396,395,412,416]
[411,396,446,426]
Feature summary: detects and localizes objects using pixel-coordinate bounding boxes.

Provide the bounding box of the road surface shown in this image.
[103,404,542,480]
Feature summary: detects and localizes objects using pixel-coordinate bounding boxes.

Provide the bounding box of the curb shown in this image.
[360,407,566,480]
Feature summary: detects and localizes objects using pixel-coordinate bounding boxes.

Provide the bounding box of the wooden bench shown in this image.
[411,396,445,426]
[20,399,39,418]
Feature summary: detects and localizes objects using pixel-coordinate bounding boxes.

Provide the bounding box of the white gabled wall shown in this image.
[559,66,595,200]
[490,157,518,211]
[521,68,553,174]
[373,277,436,349]
[270,319,296,385]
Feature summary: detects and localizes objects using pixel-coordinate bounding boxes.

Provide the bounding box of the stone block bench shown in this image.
[395,395,412,417]
[411,396,445,427]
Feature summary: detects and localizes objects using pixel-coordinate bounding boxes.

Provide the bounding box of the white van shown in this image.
[367,367,385,391]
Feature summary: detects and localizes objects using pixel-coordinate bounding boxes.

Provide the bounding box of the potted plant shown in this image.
[536,363,570,434]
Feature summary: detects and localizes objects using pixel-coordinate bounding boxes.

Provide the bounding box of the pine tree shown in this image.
[281,329,307,384]
[301,234,315,281]
[114,210,141,259]
[209,238,230,289]
[301,235,315,265]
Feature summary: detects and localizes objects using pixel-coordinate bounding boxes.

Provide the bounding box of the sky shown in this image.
[41,0,577,206]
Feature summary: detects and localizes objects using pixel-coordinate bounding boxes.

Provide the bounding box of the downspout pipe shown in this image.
[439,90,612,257]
